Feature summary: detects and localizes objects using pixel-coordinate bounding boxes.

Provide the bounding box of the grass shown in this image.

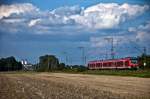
[1,69,150,78]
[80,69,150,78]
[59,69,150,78]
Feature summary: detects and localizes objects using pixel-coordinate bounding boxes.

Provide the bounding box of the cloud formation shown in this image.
[128,21,150,43]
[90,36,125,48]
[70,3,149,29]
[91,20,150,49]
[28,19,41,27]
[0,3,39,19]
[0,3,149,34]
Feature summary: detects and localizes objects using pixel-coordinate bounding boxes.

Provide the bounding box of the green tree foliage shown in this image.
[37,55,59,71]
[58,63,65,70]
[71,65,88,72]
[63,65,87,72]
[0,56,22,71]
[138,54,150,69]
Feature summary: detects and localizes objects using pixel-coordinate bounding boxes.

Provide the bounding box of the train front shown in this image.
[129,57,139,68]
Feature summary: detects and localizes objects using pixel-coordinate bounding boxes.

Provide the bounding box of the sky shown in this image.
[0,0,150,65]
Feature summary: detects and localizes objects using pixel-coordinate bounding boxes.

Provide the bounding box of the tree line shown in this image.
[36,55,63,71]
[0,56,22,71]
[138,54,150,69]
[35,55,87,72]
[0,54,149,72]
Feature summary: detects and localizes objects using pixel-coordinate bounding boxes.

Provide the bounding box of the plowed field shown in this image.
[0,73,150,99]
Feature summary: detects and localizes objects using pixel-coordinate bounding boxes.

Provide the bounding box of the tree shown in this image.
[0,56,22,71]
[58,63,65,70]
[138,54,150,69]
[37,55,59,71]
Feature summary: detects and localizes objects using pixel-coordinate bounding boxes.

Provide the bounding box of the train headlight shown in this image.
[143,62,146,66]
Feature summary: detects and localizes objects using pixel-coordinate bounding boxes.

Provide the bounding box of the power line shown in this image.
[104,37,115,59]
[78,46,86,66]
[143,47,147,55]
[126,38,147,55]
[62,51,68,65]
[48,56,50,70]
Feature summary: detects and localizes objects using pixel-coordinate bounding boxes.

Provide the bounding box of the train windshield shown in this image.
[131,58,138,64]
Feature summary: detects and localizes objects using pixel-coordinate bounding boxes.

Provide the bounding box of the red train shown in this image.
[88,57,139,69]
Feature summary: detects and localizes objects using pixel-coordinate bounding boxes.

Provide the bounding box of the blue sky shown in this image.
[0,0,150,65]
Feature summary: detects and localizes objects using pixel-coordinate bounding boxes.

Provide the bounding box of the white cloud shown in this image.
[127,21,150,49]
[51,5,82,16]
[136,31,150,41]
[0,3,39,20]
[128,27,136,32]
[2,18,25,23]
[138,21,150,30]
[0,3,149,34]
[90,36,124,48]
[128,21,150,33]
[28,19,41,27]
[70,3,149,29]
[90,37,107,47]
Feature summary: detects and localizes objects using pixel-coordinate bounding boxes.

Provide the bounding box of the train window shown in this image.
[114,62,117,67]
[92,64,94,67]
[104,63,106,67]
[120,62,123,66]
[103,63,105,66]
[96,63,99,67]
[103,63,106,66]
[106,63,108,67]
[106,63,108,66]
[98,63,101,67]
[112,62,115,66]
[109,62,111,66]
[97,63,99,67]
[90,64,92,67]
[117,61,123,66]
[106,63,109,67]
[120,61,123,66]
[131,59,137,64]
[117,62,120,66]
[125,61,129,66]
[98,63,100,67]
[89,64,91,67]
[96,63,98,67]
[108,63,110,66]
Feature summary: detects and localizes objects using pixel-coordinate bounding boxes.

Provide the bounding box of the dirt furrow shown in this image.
[0,73,150,99]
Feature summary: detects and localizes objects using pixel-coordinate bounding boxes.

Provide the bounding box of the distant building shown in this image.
[21,59,33,70]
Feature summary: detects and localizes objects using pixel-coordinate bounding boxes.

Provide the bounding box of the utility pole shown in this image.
[128,39,147,56]
[127,39,148,67]
[143,47,147,55]
[115,39,121,58]
[78,46,86,66]
[104,37,115,59]
[105,52,108,60]
[48,55,50,70]
[143,47,147,67]
[63,51,68,65]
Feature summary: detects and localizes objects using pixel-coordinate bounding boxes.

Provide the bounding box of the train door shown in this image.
[125,60,129,68]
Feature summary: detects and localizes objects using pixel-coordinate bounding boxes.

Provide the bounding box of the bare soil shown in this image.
[0,73,150,99]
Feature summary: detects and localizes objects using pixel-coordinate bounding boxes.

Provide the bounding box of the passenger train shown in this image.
[88,57,139,69]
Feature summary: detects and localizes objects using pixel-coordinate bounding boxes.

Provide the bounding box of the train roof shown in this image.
[88,57,137,63]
